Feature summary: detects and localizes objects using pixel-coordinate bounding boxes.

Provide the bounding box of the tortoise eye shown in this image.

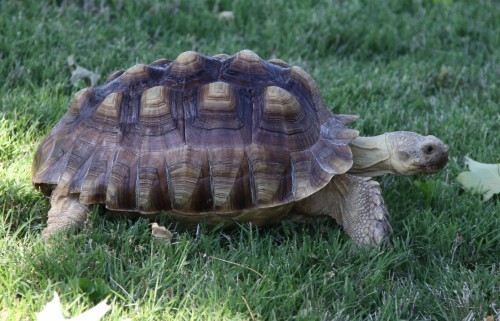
[423,145,435,154]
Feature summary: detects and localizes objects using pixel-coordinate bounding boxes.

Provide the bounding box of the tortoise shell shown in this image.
[32,50,358,217]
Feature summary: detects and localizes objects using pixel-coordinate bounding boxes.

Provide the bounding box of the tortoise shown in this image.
[32,50,449,246]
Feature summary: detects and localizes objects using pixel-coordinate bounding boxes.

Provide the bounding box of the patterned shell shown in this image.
[32,50,358,215]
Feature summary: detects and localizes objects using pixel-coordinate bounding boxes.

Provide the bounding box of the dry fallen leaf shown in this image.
[1,310,9,320]
[36,292,110,321]
[151,222,173,243]
[456,157,500,201]
[218,11,234,20]
[67,55,101,87]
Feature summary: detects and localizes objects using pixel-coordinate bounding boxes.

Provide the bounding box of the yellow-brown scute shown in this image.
[199,82,236,114]
[228,49,268,77]
[94,92,121,121]
[122,64,149,82]
[70,88,92,114]
[263,86,303,123]
[140,86,172,122]
[171,51,204,77]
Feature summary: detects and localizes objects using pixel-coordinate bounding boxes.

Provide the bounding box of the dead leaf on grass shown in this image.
[456,157,500,201]
[218,11,234,20]
[67,55,101,87]
[151,222,173,243]
[36,292,110,321]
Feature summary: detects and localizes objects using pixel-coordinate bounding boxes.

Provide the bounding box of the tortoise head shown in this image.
[385,131,449,175]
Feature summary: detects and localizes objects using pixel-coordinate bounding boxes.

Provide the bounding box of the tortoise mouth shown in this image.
[416,156,449,173]
[416,164,446,174]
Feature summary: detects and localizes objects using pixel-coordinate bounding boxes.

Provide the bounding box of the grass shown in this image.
[0,0,498,320]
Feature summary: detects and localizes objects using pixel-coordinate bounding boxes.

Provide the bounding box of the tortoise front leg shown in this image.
[332,175,392,246]
[292,174,392,246]
[43,192,90,239]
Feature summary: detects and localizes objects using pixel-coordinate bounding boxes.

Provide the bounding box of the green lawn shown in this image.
[0,0,498,320]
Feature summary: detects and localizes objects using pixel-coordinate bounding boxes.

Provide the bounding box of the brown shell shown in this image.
[32,50,358,215]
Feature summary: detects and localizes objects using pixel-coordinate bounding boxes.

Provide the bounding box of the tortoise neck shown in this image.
[348,134,394,177]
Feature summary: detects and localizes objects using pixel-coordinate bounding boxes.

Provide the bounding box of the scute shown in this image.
[136,151,169,212]
[140,86,173,124]
[171,51,204,77]
[207,147,248,211]
[245,144,292,205]
[105,69,125,83]
[70,88,93,114]
[106,148,139,210]
[222,50,271,87]
[32,50,358,217]
[122,64,149,82]
[268,58,290,68]
[164,146,208,210]
[166,51,219,90]
[94,93,121,121]
[263,86,302,122]
[199,82,236,113]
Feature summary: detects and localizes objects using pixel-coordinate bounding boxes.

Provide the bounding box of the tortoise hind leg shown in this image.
[333,175,392,246]
[43,192,90,239]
